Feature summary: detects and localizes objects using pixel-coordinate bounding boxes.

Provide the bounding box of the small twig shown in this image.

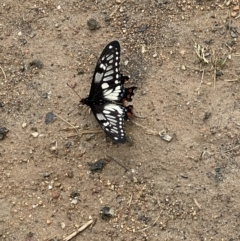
[235,14,240,20]
[0,65,7,81]
[225,43,232,51]
[106,155,129,172]
[78,129,103,135]
[60,126,80,131]
[63,219,94,241]
[127,194,133,207]
[132,120,157,135]
[134,113,148,119]
[217,0,227,9]
[110,0,127,17]
[90,218,97,232]
[131,120,149,131]
[194,198,202,210]
[62,127,102,134]
[212,49,217,90]
[185,65,203,72]
[184,65,213,73]
[67,129,103,138]
[200,69,205,85]
[54,113,79,132]
[224,145,240,153]
[213,68,216,90]
[224,79,239,82]
[197,69,205,95]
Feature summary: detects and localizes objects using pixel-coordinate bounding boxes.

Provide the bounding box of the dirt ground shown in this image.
[1,0,240,240]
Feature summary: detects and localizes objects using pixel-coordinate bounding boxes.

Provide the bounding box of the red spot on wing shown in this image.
[122,87,137,102]
[125,105,133,119]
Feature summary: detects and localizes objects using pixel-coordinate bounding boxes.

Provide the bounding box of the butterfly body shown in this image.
[81,41,136,143]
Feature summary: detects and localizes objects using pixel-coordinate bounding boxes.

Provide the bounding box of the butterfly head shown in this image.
[80,97,92,106]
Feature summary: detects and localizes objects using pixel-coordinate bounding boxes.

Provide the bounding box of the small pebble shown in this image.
[71,199,78,205]
[61,222,66,229]
[31,132,39,138]
[52,191,60,199]
[231,11,237,17]
[100,206,114,219]
[133,176,138,183]
[141,45,146,53]
[233,5,239,11]
[89,159,104,171]
[45,112,54,124]
[29,59,43,69]
[0,127,9,140]
[160,131,173,142]
[87,18,100,30]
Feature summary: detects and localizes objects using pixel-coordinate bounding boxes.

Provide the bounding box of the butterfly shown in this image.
[80,41,136,143]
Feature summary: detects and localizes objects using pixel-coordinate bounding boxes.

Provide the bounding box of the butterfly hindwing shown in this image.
[91,103,126,143]
[89,41,123,102]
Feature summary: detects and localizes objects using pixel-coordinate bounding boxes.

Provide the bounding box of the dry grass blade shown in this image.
[0,65,7,81]
[193,43,209,64]
[54,113,79,131]
[131,120,157,135]
[132,120,170,138]
[235,14,240,20]
[224,79,240,82]
[55,113,103,137]
[67,129,103,138]
[63,219,94,241]
[110,0,127,17]
[194,198,202,210]
[211,49,217,90]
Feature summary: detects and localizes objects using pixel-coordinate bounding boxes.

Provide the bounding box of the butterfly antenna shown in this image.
[67,83,82,115]
[67,83,82,98]
[67,105,80,116]
[105,155,129,172]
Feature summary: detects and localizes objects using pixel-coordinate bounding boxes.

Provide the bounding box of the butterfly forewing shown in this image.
[91,103,126,143]
[80,41,136,144]
[89,41,123,102]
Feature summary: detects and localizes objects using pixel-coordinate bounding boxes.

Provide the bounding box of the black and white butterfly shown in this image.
[80,41,136,143]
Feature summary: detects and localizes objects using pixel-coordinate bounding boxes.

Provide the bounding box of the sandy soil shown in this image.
[1,0,240,240]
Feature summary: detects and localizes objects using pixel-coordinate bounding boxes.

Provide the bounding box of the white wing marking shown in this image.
[106,54,114,61]
[95,72,103,83]
[104,70,114,76]
[101,83,109,89]
[96,113,106,121]
[103,76,113,82]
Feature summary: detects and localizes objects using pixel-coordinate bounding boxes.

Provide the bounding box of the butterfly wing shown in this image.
[91,103,126,143]
[89,41,123,102]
